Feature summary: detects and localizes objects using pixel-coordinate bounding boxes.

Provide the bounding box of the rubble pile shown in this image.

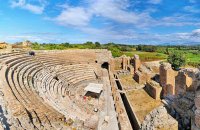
[141,106,178,130]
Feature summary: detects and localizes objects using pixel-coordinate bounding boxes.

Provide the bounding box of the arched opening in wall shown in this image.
[101,62,109,70]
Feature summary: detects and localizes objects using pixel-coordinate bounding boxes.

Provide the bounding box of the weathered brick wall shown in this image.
[163,84,175,97]
[134,70,151,84]
[160,63,175,87]
[146,80,162,100]
[111,55,131,71]
[134,71,146,84]
[128,65,134,74]
[159,63,176,96]
[133,54,141,72]
[109,58,115,72]
[175,72,193,95]
[0,43,7,49]
[113,58,123,70]
[109,72,132,130]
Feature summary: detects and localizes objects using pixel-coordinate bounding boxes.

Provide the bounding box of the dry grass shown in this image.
[119,75,139,90]
[119,74,162,123]
[127,89,162,123]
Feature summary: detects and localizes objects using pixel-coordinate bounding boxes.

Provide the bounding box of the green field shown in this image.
[123,49,200,67]
[123,50,168,62]
[174,50,200,67]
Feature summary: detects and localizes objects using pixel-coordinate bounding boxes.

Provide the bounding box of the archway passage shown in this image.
[101,62,109,70]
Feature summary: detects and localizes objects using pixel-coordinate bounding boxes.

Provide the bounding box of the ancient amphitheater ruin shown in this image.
[0,49,199,130]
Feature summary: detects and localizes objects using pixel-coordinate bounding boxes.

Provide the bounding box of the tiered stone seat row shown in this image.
[0,52,66,129]
[0,51,101,129]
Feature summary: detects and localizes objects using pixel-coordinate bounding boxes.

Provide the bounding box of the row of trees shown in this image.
[136,45,157,52]
[136,45,200,52]
[31,42,134,57]
[31,41,199,69]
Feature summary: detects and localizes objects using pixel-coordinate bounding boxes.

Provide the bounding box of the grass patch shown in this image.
[123,50,167,62]
[123,49,200,67]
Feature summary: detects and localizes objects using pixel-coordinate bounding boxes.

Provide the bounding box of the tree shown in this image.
[120,46,132,51]
[136,45,142,51]
[62,42,70,48]
[167,51,186,70]
[83,41,95,49]
[95,42,101,48]
[165,47,169,54]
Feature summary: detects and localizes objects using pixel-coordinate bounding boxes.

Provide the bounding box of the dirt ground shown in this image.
[119,75,140,90]
[119,74,162,123]
[126,89,162,123]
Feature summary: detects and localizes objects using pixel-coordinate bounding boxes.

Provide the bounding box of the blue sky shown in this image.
[0,0,200,44]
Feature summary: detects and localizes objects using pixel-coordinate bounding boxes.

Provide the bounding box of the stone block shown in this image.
[146,80,162,100]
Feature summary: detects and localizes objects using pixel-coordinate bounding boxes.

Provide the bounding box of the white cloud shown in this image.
[191,29,200,38]
[184,6,200,13]
[154,14,200,27]
[52,0,200,29]
[149,29,200,44]
[52,0,154,27]
[45,0,200,44]
[55,7,92,26]
[148,0,162,4]
[10,0,46,14]
[2,28,200,44]
[2,34,61,43]
[89,0,150,25]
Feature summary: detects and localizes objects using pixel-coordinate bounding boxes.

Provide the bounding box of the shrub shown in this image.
[167,51,186,70]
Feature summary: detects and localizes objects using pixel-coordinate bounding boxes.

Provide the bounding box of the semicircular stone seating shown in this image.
[0,51,104,129]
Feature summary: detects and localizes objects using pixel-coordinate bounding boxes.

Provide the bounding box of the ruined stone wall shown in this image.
[146,80,162,100]
[134,71,146,84]
[122,55,130,70]
[113,57,123,70]
[175,71,193,95]
[134,65,151,84]
[109,58,115,72]
[163,84,175,97]
[0,43,7,49]
[111,55,131,71]
[133,54,141,72]
[109,72,132,130]
[160,63,175,87]
[128,65,134,74]
[159,63,176,96]
[134,71,151,84]
[168,69,200,130]
[192,70,200,130]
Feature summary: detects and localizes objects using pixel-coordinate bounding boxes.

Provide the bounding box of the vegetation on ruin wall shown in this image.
[31,42,200,67]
